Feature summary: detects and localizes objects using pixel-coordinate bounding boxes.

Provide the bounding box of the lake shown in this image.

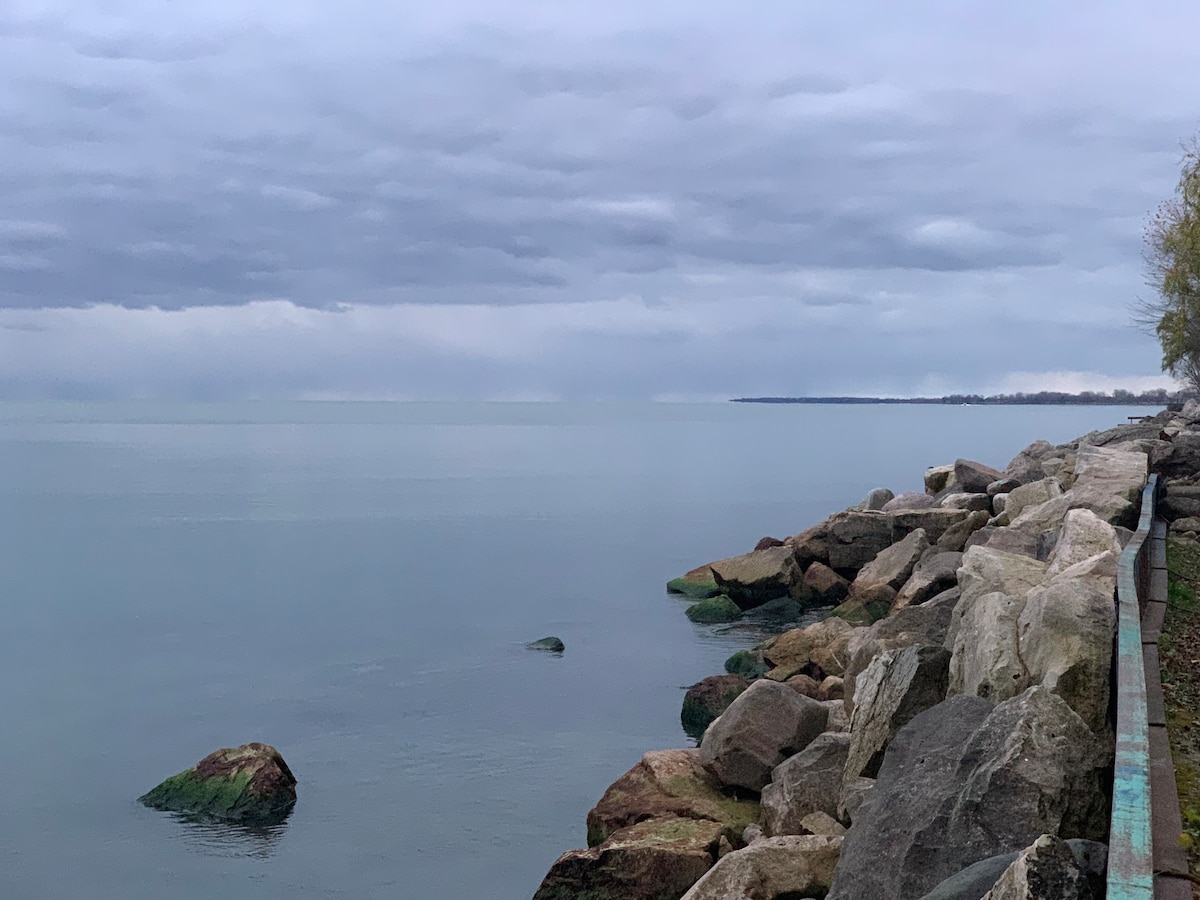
[0,401,1157,898]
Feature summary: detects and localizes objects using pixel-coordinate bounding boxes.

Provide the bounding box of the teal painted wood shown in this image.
[1108,475,1159,899]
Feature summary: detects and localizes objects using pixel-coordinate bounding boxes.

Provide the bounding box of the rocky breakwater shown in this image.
[533,407,1200,900]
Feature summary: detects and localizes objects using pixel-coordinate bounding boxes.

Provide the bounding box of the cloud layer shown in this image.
[1,1,1197,397]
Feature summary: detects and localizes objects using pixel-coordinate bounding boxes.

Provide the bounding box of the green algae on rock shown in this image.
[139,742,297,825]
[667,565,722,599]
[685,594,742,624]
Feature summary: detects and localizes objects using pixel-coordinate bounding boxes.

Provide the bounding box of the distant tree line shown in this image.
[733,388,1193,405]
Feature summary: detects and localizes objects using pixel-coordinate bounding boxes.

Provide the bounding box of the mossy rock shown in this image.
[829,593,891,626]
[527,636,566,653]
[685,595,743,624]
[139,743,296,825]
[747,596,804,623]
[724,649,768,680]
[681,674,750,739]
[667,566,722,599]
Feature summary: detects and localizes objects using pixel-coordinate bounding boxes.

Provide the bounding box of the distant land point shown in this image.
[731,389,1195,406]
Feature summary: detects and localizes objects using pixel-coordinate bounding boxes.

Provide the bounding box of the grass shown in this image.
[1160,538,1200,878]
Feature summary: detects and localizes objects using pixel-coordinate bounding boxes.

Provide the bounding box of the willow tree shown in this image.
[1138,138,1200,392]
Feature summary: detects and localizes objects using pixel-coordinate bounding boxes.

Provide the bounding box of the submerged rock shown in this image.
[685,595,743,624]
[139,742,297,825]
[527,636,566,653]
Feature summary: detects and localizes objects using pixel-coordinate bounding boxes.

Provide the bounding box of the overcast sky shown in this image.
[1,1,1197,400]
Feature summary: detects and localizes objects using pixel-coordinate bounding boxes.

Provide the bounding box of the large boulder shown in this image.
[710,546,804,609]
[844,645,952,781]
[1004,477,1065,522]
[533,817,725,900]
[894,551,962,609]
[699,680,829,791]
[825,511,896,570]
[925,464,957,494]
[679,835,842,900]
[826,688,1108,900]
[939,492,992,512]
[761,617,859,681]
[1005,440,1058,485]
[829,584,895,626]
[1010,445,1147,532]
[1043,508,1120,581]
[936,509,991,552]
[800,561,850,605]
[919,840,1107,900]
[890,508,971,545]
[860,487,895,510]
[950,547,1046,626]
[980,834,1091,900]
[685,595,743,624]
[946,590,1028,705]
[954,458,1007,493]
[760,732,852,834]
[789,518,833,568]
[682,675,750,739]
[586,749,760,847]
[139,742,297,824]
[852,528,929,594]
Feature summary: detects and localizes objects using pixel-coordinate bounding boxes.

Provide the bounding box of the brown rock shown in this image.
[785,674,822,698]
[954,458,1007,493]
[937,509,991,552]
[801,561,851,605]
[762,617,859,680]
[681,675,750,739]
[754,536,785,551]
[710,545,803,609]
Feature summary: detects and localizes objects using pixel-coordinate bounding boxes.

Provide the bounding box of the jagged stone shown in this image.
[894,551,962,609]
[1044,508,1120,581]
[1003,478,1064,521]
[800,561,850,606]
[883,491,936,511]
[829,583,895,626]
[668,564,723,599]
[844,645,952,780]
[860,487,895,511]
[852,528,929,594]
[837,776,873,825]
[1005,440,1058,485]
[710,545,804,609]
[919,840,1107,900]
[826,511,895,570]
[980,833,1091,899]
[826,688,1108,900]
[699,680,829,791]
[682,675,750,739]
[925,464,957,495]
[955,458,1007,493]
[761,617,859,681]
[800,811,847,837]
[139,742,297,825]
[760,732,852,835]
[988,477,1022,496]
[940,492,992,512]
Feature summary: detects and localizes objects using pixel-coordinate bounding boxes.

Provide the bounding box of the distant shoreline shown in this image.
[731,392,1188,406]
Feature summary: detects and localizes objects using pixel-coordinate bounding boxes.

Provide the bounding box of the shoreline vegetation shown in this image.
[733,389,1194,406]
[534,405,1200,900]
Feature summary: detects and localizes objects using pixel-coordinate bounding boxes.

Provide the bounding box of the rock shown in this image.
[826,511,896,571]
[1153,432,1200,479]
[843,588,960,716]
[1163,492,1200,520]
[819,676,844,701]
[682,675,751,739]
[742,823,764,844]
[844,645,952,780]
[829,584,895,626]
[725,650,769,680]
[747,596,804,624]
[939,492,992,512]
[711,546,804,609]
[936,509,991,552]
[1005,440,1058,485]
[826,688,1108,900]
[139,742,297,824]
[1044,508,1120,581]
[800,561,850,605]
[821,699,850,733]
[586,749,760,847]
[679,835,842,900]
[992,492,1009,514]
[1015,575,1115,733]
[883,491,936,511]
[800,811,847,837]
[954,545,1047,609]
[668,565,723,599]
[686,595,744,624]
[784,674,822,698]
[1171,516,1200,533]
[837,776,874,825]
[982,524,1044,560]
[980,833,1091,899]
[527,636,566,652]
[789,519,833,568]
[700,680,829,792]
[860,487,895,511]
[954,458,1007,493]
[988,478,1021,497]
[1004,478,1065,522]
[925,464,957,494]
[760,732,852,834]
[894,551,962,609]
[947,590,1028,704]
[754,536,785,551]
[852,528,930,594]
[1041,456,1067,477]
[919,840,1107,900]
[533,817,725,900]
[891,508,970,545]
[761,617,858,680]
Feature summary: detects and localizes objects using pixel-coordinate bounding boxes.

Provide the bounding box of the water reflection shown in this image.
[166,806,294,859]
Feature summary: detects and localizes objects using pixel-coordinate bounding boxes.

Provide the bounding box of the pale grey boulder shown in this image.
[844,645,952,780]
[883,491,936,511]
[760,732,852,835]
[980,834,1091,900]
[800,811,847,837]
[826,688,1108,900]
[919,840,1107,900]
[679,834,842,900]
[947,590,1027,704]
[852,528,929,594]
[987,477,1021,496]
[1005,439,1058,485]
[939,492,992,512]
[1004,478,1064,522]
[837,776,874,825]
[992,492,1009,514]
[1043,508,1120,580]
[925,464,957,495]
[894,551,962,609]
[700,679,829,791]
[936,509,991,552]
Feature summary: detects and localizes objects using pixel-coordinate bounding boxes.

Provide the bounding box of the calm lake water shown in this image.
[0,401,1157,898]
